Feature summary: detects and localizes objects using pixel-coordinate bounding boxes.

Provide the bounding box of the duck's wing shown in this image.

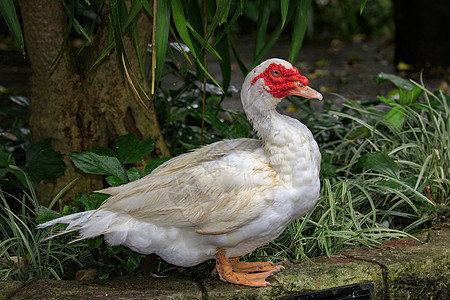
[97,138,279,235]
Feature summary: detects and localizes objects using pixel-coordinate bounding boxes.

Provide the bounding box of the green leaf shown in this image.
[280,0,289,29]
[320,151,338,179]
[383,106,406,131]
[126,167,142,182]
[70,148,127,182]
[26,139,65,182]
[123,0,143,29]
[347,126,371,140]
[215,0,231,25]
[105,175,127,187]
[253,0,270,60]
[398,85,423,106]
[35,206,63,224]
[202,113,230,137]
[288,0,311,63]
[87,237,103,250]
[172,0,198,59]
[126,251,145,273]
[0,0,24,53]
[116,134,156,164]
[153,0,171,89]
[143,157,171,176]
[186,23,222,60]
[360,0,368,14]
[79,193,110,210]
[109,0,126,74]
[356,152,400,179]
[374,72,415,91]
[0,148,15,167]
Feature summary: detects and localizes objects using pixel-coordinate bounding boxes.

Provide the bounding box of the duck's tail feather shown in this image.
[37,210,121,241]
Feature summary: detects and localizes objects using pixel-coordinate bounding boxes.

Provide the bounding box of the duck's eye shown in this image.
[272,70,281,77]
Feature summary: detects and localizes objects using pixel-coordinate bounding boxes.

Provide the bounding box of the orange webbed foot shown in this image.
[229,257,285,273]
[213,248,284,287]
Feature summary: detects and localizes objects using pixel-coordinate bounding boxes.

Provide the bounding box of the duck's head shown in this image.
[241,58,322,115]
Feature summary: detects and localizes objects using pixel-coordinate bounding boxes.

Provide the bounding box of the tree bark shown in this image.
[19,0,169,206]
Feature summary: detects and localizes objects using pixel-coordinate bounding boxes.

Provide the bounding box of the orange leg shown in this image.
[213,248,284,287]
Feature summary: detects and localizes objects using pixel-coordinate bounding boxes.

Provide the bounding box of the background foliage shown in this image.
[1,0,448,282]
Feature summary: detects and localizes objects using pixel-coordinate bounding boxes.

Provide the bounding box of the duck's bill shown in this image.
[287,82,323,100]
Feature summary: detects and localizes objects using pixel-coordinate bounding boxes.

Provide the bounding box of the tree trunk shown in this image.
[19,0,169,206]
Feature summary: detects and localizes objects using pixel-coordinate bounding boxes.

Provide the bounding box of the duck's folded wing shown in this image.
[98,139,279,235]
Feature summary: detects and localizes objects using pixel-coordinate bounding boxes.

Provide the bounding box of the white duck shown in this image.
[39,58,323,287]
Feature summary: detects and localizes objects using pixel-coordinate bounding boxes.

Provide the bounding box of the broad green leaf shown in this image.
[374,73,415,91]
[0,0,24,53]
[383,106,406,131]
[356,152,400,179]
[87,237,103,250]
[126,250,145,273]
[320,153,338,179]
[70,148,127,182]
[0,149,29,189]
[398,85,423,106]
[106,175,127,186]
[143,157,171,176]
[0,148,15,167]
[35,206,63,224]
[115,133,156,164]
[26,139,65,182]
[126,167,142,182]
[288,0,311,63]
[79,193,110,210]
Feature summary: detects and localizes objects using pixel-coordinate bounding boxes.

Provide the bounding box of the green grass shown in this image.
[0,172,85,281]
[2,75,448,279]
[248,78,449,262]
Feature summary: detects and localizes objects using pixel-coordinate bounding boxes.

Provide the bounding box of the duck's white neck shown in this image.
[241,79,321,188]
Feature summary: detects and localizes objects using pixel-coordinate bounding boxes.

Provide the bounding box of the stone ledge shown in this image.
[1,228,448,300]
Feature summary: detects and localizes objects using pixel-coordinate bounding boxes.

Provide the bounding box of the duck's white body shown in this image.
[39,58,322,274]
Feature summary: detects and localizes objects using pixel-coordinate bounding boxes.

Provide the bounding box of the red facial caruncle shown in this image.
[250,63,310,99]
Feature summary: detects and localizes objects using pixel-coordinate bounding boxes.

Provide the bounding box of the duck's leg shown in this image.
[229,257,283,273]
[214,248,283,287]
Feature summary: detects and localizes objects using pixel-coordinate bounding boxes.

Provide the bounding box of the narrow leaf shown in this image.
[288,0,312,63]
[254,0,270,60]
[171,0,198,58]
[0,0,24,53]
[280,0,289,29]
[154,0,171,89]
[215,0,231,25]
